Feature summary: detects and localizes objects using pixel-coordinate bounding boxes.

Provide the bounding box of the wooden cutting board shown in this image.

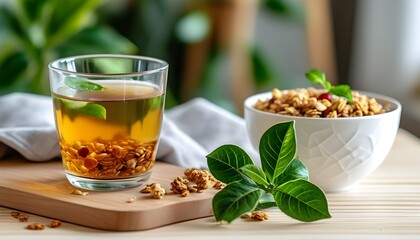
[0,156,217,231]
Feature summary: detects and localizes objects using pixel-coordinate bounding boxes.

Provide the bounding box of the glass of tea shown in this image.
[48,55,168,191]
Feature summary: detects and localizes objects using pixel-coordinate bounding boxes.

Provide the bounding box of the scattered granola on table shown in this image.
[139,168,224,199]
[126,197,137,203]
[241,211,269,221]
[254,88,388,118]
[10,211,29,222]
[71,189,89,196]
[26,223,45,230]
[140,183,166,199]
[184,168,217,190]
[170,176,191,197]
[169,168,225,197]
[149,183,166,199]
[48,220,62,228]
[17,215,29,222]
[10,211,20,218]
[11,211,62,229]
[213,181,226,190]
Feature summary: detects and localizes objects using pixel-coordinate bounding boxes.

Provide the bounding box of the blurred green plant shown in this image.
[175,0,303,111]
[108,0,302,111]
[0,0,136,95]
[0,0,302,111]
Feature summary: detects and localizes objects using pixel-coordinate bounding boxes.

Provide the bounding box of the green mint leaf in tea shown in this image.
[60,99,106,120]
[64,77,106,91]
[74,103,107,120]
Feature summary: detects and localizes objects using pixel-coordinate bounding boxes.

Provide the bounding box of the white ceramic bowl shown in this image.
[244,91,402,192]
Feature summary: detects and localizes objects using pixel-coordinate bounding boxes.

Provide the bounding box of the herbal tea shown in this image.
[52,81,164,179]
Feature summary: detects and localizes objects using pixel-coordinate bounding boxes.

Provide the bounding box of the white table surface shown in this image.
[1,129,420,240]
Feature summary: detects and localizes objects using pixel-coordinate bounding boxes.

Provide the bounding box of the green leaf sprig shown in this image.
[206,121,331,223]
[305,69,353,103]
[64,77,106,91]
[61,77,107,119]
[60,99,106,120]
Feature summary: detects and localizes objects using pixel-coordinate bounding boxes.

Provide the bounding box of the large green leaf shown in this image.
[251,47,273,86]
[0,0,139,96]
[0,6,32,48]
[206,145,254,184]
[273,179,331,222]
[240,164,269,188]
[212,182,264,223]
[44,0,102,48]
[274,158,308,186]
[255,193,277,210]
[259,121,296,182]
[57,26,137,56]
[0,51,28,88]
[17,0,48,22]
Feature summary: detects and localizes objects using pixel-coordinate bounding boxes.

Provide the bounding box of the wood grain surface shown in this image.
[0,159,216,231]
[0,129,420,239]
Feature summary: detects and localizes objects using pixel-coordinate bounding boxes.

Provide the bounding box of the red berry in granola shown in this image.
[322,107,331,117]
[317,92,332,102]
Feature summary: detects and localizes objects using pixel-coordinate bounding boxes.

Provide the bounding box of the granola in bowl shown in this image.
[244,69,401,192]
[244,89,401,192]
[253,87,388,118]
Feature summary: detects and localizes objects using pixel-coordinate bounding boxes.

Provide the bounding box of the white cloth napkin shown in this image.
[0,93,257,169]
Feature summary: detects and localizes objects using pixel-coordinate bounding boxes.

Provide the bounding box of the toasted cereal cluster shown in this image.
[184,168,218,191]
[48,220,62,228]
[10,211,29,222]
[11,211,62,230]
[253,88,387,118]
[140,183,166,199]
[170,176,193,197]
[139,169,225,199]
[71,189,89,196]
[26,223,45,230]
[170,168,225,197]
[241,211,270,221]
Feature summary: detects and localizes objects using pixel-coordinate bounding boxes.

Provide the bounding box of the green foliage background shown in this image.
[0,0,302,110]
[0,0,136,95]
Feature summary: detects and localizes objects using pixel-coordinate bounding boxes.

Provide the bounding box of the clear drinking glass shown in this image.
[48,54,168,191]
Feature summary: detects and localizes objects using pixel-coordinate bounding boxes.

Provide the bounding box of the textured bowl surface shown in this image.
[244,91,402,192]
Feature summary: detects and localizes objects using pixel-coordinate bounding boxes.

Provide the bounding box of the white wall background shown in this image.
[350,0,420,99]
